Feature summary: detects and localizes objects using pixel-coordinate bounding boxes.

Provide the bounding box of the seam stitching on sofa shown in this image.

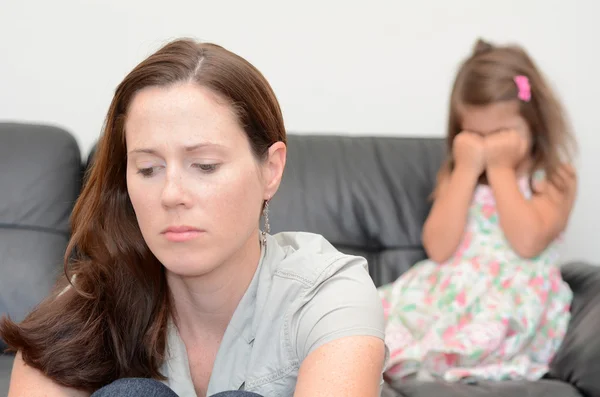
[0,223,68,237]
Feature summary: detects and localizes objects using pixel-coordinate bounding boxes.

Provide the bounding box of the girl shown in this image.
[379,38,578,383]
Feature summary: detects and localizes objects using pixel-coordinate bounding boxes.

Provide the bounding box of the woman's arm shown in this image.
[295,336,385,397]
[422,166,480,263]
[487,164,577,258]
[292,255,387,397]
[8,352,89,397]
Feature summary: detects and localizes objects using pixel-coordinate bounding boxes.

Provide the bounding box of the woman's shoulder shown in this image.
[263,232,384,361]
[267,232,370,286]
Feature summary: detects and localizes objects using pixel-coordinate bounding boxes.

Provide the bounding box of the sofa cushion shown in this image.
[0,354,13,396]
[384,379,581,397]
[269,134,445,287]
[0,122,81,326]
[548,262,600,397]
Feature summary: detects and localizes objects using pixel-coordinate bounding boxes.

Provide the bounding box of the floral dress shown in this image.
[378,173,572,382]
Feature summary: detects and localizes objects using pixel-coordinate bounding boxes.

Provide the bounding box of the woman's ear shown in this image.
[263,141,287,200]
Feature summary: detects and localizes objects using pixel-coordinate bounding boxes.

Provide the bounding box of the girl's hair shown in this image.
[436,38,576,194]
[0,38,286,391]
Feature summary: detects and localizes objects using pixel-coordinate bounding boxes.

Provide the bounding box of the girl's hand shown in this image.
[484,129,529,170]
[453,131,486,174]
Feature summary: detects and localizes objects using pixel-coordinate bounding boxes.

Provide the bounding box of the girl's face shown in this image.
[459,99,532,150]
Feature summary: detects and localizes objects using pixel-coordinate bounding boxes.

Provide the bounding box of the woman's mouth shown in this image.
[161,226,204,242]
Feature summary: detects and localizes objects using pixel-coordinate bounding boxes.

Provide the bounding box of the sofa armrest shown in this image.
[549,261,600,397]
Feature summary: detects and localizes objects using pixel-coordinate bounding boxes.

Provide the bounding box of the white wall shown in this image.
[1,0,597,262]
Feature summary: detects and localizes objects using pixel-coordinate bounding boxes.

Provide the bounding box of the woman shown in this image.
[0,39,387,397]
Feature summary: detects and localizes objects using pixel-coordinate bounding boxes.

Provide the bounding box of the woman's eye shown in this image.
[137,167,156,177]
[193,164,219,173]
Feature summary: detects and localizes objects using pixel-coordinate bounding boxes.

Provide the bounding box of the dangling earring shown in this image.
[261,199,271,247]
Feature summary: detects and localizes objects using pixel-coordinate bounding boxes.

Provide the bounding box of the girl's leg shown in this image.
[91,378,178,397]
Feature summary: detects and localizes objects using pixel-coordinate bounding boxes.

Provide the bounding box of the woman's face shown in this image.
[125,82,285,277]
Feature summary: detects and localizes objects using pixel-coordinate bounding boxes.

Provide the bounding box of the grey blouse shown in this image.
[160,232,388,396]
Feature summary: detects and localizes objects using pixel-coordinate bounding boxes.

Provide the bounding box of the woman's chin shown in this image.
[157,250,222,279]
[163,261,219,279]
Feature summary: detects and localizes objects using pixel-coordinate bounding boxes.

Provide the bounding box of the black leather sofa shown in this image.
[2,122,599,397]
[0,122,82,394]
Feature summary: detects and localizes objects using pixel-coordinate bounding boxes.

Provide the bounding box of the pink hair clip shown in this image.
[514,75,531,102]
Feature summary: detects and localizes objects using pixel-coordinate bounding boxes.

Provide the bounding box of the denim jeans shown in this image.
[91,378,264,397]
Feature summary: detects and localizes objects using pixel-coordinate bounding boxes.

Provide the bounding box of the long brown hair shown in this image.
[0,38,286,391]
[436,38,576,194]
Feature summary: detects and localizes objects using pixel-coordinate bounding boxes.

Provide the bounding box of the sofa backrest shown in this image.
[0,122,82,330]
[85,134,446,287]
[269,134,446,287]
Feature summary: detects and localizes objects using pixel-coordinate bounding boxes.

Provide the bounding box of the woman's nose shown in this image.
[161,173,192,208]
